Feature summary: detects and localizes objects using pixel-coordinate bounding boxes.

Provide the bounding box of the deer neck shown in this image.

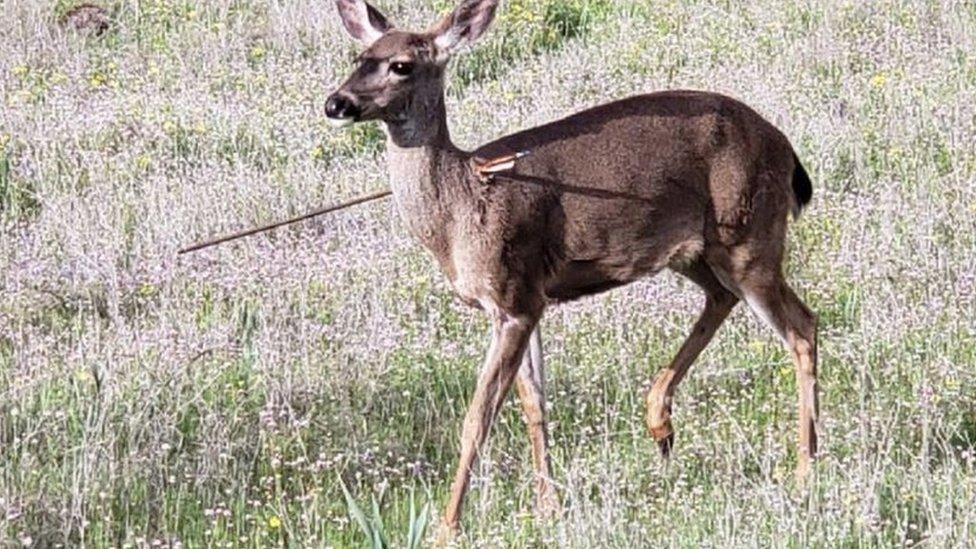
[383,95,468,255]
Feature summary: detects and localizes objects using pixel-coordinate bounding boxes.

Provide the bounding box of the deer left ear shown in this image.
[335,0,393,46]
[431,0,499,59]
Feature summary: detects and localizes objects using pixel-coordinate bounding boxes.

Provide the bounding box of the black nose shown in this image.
[325,94,360,120]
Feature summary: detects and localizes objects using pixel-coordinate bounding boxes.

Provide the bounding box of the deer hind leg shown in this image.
[647,259,739,456]
[513,327,560,518]
[735,273,819,481]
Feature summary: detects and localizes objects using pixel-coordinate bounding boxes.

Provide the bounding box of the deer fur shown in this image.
[327,0,818,538]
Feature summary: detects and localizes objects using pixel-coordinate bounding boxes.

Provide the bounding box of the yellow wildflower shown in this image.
[870,73,886,88]
[268,516,281,530]
[12,65,28,77]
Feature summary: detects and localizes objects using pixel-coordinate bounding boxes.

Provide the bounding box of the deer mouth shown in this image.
[326,116,357,128]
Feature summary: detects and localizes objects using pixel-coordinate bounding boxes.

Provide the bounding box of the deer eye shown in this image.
[389,62,414,76]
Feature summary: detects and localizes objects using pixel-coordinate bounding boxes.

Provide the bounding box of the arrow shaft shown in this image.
[178,190,393,254]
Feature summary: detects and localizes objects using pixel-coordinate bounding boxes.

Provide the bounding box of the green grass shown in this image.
[442,0,615,90]
[0,144,40,221]
[2,0,975,547]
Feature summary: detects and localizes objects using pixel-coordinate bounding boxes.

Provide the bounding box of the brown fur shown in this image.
[60,4,110,35]
[328,0,819,538]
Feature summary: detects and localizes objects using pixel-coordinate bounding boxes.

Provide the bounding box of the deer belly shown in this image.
[544,259,646,301]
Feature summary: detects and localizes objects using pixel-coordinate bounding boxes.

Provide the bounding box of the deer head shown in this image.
[326,0,499,145]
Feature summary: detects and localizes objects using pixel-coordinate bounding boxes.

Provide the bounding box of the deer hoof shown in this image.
[433,520,459,547]
[646,408,675,458]
[657,429,675,458]
[537,488,563,520]
[795,455,814,487]
[646,371,676,456]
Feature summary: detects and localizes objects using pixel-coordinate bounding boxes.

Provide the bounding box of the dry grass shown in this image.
[1,0,975,546]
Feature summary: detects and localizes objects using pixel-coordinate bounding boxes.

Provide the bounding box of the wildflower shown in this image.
[12,65,28,77]
[136,155,151,170]
[311,145,325,160]
[249,46,267,61]
[870,73,886,88]
[268,515,281,530]
[89,72,107,88]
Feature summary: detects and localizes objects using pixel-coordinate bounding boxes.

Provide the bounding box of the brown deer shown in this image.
[327,0,818,538]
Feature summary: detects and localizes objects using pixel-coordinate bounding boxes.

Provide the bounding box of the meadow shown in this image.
[1,0,975,546]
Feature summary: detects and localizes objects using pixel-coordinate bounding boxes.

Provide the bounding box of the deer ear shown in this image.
[432,0,499,57]
[334,0,393,46]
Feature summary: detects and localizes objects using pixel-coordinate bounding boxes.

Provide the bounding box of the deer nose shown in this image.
[325,94,360,122]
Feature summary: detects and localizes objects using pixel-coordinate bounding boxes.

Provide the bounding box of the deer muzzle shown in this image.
[325,93,361,127]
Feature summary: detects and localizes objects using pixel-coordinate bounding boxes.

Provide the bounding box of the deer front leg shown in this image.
[440,312,538,539]
[647,262,738,456]
[513,327,560,518]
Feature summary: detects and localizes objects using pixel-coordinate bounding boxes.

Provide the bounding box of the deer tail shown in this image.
[791,152,813,218]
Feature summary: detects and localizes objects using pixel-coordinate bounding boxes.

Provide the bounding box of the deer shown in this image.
[326,0,819,539]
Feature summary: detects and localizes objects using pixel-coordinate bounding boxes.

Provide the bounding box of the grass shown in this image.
[2,0,976,547]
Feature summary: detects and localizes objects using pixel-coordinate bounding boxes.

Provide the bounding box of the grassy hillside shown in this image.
[2,0,975,546]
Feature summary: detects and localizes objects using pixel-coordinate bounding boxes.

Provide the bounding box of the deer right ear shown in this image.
[431,0,499,59]
[334,0,393,46]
